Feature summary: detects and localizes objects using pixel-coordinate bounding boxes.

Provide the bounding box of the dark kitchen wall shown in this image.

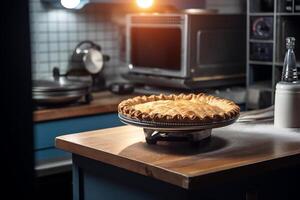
[2,0,34,199]
[29,0,121,80]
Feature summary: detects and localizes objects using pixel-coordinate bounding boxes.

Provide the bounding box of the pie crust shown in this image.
[118,94,240,123]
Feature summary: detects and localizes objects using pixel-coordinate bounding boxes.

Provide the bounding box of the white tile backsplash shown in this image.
[68,32,78,41]
[58,32,68,41]
[67,22,78,31]
[29,0,121,80]
[49,52,59,61]
[49,33,58,42]
[31,12,48,22]
[48,22,58,32]
[59,42,69,51]
[58,22,68,32]
[32,22,47,32]
[34,43,49,53]
[37,53,49,62]
[35,33,48,42]
[49,42,59,52]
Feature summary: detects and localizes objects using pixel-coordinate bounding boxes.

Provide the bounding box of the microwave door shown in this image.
[196,30,246,77]
[128,26,187,78]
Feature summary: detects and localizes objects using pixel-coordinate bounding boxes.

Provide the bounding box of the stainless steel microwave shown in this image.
[125,13,246,88]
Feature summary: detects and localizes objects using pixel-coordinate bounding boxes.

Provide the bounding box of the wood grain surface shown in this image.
[34,91,137,122]
[56,123,300,189]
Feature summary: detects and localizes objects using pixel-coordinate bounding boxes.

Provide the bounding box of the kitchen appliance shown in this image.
[274,37,300,128]
[250,0,274,12]
[250,17,273,40]
[249,16,273,62]
[278,0,300,12]
[124,13,246,89]
[70,40,110,91]
[249,14,300,64]
[119,113,238,145]
[33,68,92,107]
[248,1,300,63]
[109,82,135,95]
[284,0,293,12]
[296,0,300,12]
[250,42,273,62]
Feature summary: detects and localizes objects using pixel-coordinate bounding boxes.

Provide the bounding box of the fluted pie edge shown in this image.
[118,93,240,123]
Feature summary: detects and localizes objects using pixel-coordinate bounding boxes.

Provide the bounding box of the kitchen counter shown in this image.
[34,91,137,122]
[56,123,300,199]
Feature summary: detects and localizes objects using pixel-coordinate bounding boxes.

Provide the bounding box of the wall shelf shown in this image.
[249,39,274,43]
[275,62,300,67]
[246,0,300,109]
[249,61,274,65]
[276,12,300,16]
[249,13,274,16]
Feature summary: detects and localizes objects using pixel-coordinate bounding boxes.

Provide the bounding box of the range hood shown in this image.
[41,0,205,10]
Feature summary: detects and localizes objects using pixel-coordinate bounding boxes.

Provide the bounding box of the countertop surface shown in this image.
[56,123,300,189]
[34,91,137,122]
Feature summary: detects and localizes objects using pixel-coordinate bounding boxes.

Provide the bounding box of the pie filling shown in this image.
[118,94,240,123]
[133,100,225,119]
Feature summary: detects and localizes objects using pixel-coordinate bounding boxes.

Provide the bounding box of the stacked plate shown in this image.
[33,68,92,107]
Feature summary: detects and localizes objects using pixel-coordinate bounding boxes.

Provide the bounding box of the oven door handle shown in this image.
[197,30,202,66]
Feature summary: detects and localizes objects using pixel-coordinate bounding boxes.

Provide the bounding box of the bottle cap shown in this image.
[286,37,296,49]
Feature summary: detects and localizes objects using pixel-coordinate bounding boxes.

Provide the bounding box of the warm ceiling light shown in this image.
[136,0,154,9]
[60,0,81,9]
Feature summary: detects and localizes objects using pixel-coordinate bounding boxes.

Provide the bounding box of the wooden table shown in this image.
[34,91,137,122]
[56,123,300,200]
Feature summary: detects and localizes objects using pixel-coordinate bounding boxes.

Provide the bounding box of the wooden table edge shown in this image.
[55,137,191,189]
[55,132,300,190]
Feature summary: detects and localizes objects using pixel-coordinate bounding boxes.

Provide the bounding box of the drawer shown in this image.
[35,148,71,176]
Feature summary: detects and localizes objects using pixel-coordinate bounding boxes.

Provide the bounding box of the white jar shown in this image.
[274,81,300,128]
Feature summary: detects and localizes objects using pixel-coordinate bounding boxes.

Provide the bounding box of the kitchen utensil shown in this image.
[109,82,134,95]
[33,67,92,107]
[70,40,110,91]
[71,40,110,74]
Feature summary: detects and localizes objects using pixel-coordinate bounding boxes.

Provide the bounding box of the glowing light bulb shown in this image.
[60,0,81,9]
[136,0,154,9]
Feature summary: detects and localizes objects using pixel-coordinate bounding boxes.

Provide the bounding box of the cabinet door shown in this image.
[35,113,123,161]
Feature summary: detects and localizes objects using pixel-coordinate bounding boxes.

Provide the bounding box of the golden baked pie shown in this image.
[118,94,240,123]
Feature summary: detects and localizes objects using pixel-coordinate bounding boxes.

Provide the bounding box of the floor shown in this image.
[35,172,72,200]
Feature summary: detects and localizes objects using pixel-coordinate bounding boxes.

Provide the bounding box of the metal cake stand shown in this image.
[118,114,239,145]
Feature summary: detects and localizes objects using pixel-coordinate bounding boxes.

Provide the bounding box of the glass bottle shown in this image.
[282,37,298,82]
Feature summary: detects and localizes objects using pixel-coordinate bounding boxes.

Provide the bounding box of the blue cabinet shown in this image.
[34,113,123,162]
